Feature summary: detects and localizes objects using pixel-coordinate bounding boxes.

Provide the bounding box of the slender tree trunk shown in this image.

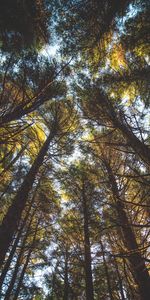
[113,257,126,300]
[0,183,39,291]
[82,182,94,300]
[63,248,69,300]
[4,208,36,300]
[0,219,26,291]
[51,262,59,299]
[12,218,40,300]
[104,160,150,300]
[0,128,56,267]
[100,240,114,300]
[123,259,138,299]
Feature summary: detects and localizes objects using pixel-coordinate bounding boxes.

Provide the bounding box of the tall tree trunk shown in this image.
[123,259,139,299]
[104,160,150,300]
[113,257,126,300]
[0,127,56,267]
[100,240,114,300]
[0,206,30,291]
[0,184,39,291]
[63,248,69,300]
[3,208,36,300]
[82,182,94,300]
[12,218,40,300]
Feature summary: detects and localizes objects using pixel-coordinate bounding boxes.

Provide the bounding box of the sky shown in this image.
[26,2,150,296]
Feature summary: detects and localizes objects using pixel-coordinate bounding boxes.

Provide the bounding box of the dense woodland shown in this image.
[0,0,150,299]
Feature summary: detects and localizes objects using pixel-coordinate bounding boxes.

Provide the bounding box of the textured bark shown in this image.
[104,160,150,300]
[0,128,56,266]
[82,182,94,300]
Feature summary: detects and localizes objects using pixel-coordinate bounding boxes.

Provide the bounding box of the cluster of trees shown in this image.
[0,0,149,299]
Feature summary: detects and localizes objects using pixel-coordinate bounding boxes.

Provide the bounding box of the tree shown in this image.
[0,101,78,266]
[83,130,150,299]
[0,0,150,299]
[0,0,50,51]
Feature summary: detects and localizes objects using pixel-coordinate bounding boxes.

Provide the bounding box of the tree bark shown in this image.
[3,208,36,300]
[113,257,126,300]
[63,248,69,300]
[82,182,94,300]
[100,240,114,300]
[0,127,56,267]
[0,185,39,291]
[12,218,40,300]
[104,160,150,300]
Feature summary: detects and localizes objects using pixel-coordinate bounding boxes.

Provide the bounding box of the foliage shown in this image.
[0,1,150,299]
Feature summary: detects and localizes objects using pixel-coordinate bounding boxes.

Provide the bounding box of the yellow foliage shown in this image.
[134,44,150,62]
[109,43,127,71]
[27,122,46,159]
[60,190,70,202]
[109,82,137,105]
[89,31,113,66]
[121,84,137,105]
[82,132,94,142]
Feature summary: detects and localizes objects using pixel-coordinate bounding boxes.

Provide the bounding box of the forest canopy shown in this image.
[0,0,150,299]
